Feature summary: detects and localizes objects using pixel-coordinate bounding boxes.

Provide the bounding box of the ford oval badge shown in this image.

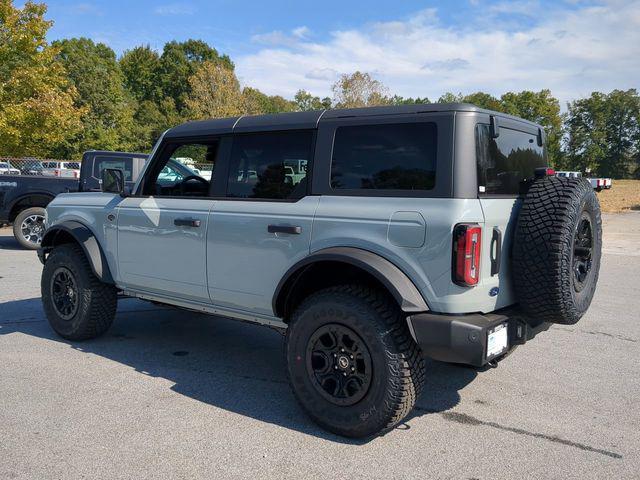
[489,287,499,297]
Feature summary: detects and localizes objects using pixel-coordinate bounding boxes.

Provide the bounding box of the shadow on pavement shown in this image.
[0,296,478,443]
[0,230,24,251]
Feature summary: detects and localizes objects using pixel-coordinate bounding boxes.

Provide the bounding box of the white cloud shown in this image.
[154,3,196,15]
[235,1,640,105]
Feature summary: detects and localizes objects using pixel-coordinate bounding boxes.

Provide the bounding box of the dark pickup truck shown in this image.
[1,151,148,249]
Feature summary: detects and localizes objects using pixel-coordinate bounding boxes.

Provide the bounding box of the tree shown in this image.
[501,90,563,166]
[185,61,243,119]
[390,95,431,105]
[332,72,391,108]
[159,39,233,114]
[243,87,297,114]
[294,89,332,111]
[565,90,640,178]
[120,45,162,102]
[0,0,83,157]
[52,37,135,156]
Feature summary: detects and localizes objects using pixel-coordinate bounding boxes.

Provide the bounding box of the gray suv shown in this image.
[38,104,602,438]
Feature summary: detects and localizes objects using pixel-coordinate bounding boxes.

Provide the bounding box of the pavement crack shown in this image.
[415,408,622,460]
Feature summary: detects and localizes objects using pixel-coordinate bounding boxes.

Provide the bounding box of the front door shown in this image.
[116,139,219,303]
[207,129,317,316]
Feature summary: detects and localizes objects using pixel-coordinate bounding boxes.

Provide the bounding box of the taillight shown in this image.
[54,169,60,177]
[453,224,482,287]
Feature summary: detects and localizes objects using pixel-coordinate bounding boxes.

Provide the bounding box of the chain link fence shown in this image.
[0,157,79,177]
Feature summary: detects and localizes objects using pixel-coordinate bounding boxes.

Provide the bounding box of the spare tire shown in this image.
[513,176,602,325]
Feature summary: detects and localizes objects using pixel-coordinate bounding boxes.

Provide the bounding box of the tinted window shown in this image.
[94,156,134,181]
[476,125,546,195]
[226,130,313,199]
[330,123,437,190]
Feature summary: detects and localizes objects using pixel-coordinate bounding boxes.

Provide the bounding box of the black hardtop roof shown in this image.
[82,150,148,158]
[164,103,542,138]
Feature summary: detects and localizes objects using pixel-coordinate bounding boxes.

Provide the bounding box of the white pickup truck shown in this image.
[556,171,612,191]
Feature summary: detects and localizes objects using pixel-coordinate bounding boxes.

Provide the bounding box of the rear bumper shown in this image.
[408,308,549,367]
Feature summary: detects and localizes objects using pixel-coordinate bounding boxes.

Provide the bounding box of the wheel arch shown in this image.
[8,193,54,222]
[39,221,114,284]
[273,247,429,321]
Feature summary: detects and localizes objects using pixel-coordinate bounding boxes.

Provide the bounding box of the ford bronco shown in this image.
[38,104,602,438]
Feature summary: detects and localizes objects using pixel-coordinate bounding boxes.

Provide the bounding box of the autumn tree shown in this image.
[243,87,297,114]
[159,40,233,114]
[0,0,82,157]
[332,72,391,108]
[185,61,244,119]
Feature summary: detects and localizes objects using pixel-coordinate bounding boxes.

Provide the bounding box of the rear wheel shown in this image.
[285,285,425,438]
[513,176,602,324]
[41,244,117,340]
[13,207,46,249]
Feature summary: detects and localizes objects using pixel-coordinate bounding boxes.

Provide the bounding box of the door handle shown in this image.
[490,227,502,276]
[174,218,201,227]
[267,225,301,235]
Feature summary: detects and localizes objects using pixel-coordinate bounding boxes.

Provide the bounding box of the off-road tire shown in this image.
[513,176,602,325]
[285,285,425,438]
[13,207,46,250]
[41,243,117,340]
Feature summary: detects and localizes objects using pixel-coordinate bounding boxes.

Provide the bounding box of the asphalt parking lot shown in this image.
[1,213,639,479]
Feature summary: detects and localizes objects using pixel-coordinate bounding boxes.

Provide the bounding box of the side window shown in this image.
[476,125,546,195]
[331,122,437,191]
[94,156,134,181]
[226,130,313,200]
[142,141,218,197]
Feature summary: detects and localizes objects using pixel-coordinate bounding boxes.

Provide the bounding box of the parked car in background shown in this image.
[0,151,148,249]
[556,171,612,191]
[0,161,21,176]
[41,161,81,179]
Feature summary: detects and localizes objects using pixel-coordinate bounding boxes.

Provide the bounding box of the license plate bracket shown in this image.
[486,322,508,359]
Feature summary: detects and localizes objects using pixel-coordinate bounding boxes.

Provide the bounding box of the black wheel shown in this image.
[13,207,46,249]
[285,285,425,438]
[513,176,602,325]
[41,243,117,340]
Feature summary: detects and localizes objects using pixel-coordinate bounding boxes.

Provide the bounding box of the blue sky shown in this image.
[44,0,640,104]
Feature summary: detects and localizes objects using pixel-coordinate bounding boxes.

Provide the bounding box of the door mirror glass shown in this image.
[102,168,124,194]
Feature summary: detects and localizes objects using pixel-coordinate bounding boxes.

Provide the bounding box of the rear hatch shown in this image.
[475,122,547,310]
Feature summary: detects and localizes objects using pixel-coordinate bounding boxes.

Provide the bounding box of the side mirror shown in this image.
[101,168,124,194]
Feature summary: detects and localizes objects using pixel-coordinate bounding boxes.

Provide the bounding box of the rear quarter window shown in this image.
[330,122,437,191]
[476,124,546,195]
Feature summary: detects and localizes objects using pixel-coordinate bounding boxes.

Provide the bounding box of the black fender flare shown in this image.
[273,246,429,317]
[7,192,55,219]
[38,221,114,284]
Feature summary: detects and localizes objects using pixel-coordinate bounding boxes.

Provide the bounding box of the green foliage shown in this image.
[243,87,297,115]
[390,95,431,105]
[565,89,640,178]
[120,45,162,102]
[159,39,233,114]
[0,0,83,157]
[294,90,332,111]
[52,37,135,157]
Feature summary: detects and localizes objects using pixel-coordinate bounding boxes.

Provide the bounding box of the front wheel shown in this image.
[41,244,117,340]
[13,207,46,249]
[285,285,425,438]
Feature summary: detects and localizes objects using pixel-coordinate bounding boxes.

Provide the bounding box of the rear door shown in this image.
[475,119,547,309]
[206,129,318,316]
